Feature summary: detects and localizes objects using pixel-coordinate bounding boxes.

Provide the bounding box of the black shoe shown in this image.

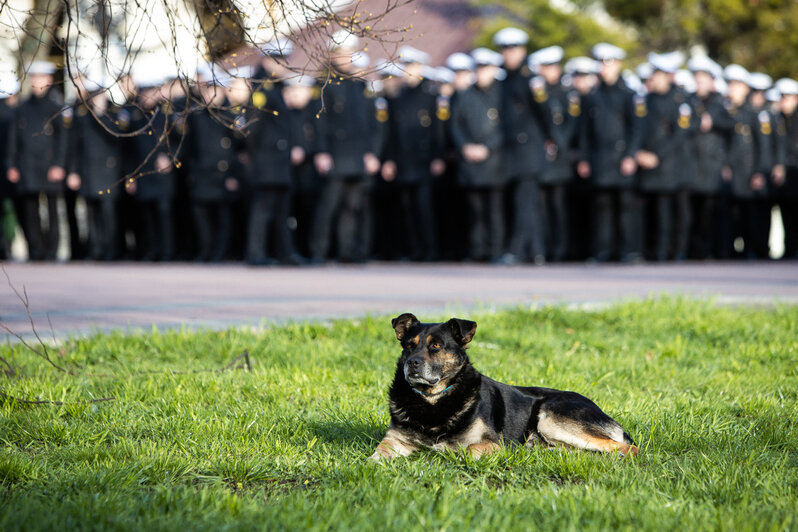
[246,257,278,266]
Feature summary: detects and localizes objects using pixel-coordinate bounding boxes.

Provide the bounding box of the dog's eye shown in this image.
[430,343,442,351]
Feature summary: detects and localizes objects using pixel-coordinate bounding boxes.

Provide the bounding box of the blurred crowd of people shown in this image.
[1,27,797,265]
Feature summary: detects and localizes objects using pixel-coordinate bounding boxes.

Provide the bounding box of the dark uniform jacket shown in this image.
[129,101,176,201]
[184,104,242,201]
[0,99,14,199]
[286,102,320,193]
[6,90,68,195]
[727,100,768,199]
[690,91,733,194]
[752,106,785,197]
[780,109,798,197]
[69,100,123,197]
[245,85,292,187]
[384,81,440,184]
[450,82,504,188]
[579,80,641,188]
[501,68,549,180]
[315,77,379,179]
[540,82,580,185]
[638,86,692,194]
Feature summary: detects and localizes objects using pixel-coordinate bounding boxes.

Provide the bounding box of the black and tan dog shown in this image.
[370,313,638,461]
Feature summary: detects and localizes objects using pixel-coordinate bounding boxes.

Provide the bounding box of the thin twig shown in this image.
[0,390,115,406]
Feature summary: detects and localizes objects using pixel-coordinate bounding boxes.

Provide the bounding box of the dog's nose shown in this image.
[407,356,422,369]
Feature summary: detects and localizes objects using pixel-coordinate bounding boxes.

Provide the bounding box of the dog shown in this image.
[370,313,638,461]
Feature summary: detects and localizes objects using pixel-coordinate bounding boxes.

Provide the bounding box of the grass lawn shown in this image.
[1,298,797,531]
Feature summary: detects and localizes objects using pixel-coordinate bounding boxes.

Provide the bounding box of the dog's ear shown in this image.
[447,318,477,347]
[392,313,420,341]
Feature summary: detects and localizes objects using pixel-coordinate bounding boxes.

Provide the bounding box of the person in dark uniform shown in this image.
[67,81,124,261]
[686,56,734,259]
[635,52,692,261]
[774,78,798,259]
[370,60,405,260]
[283,75,321,259]
[184,70,241,262]
[493,28,548,265]
[309,31,381,263]
[723,64,768,259]
[450,47,505,262]
[380,46,444,261]
[434,53,475,261]
[532,45,579,262]
[6,61,69,261]
[0,76,19,260]
[563,56,600,261]
[747,72,782,258]
[126,66,175,261]
[577,43,642,262]
[243,62,303,266]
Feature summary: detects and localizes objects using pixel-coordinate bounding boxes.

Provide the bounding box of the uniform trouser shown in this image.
[86,197,119,261]
[292,188,318,259]
[246,187,294,262]
[466,187,504,261]
[398,182,437,261]
[733,198,768,259]
[691,193,717,259]
[779,196,798,258]
[540,183,569,261]
[193,201,232,262]
[310,178,368,261]
[139,198,174,261]
[16,193,60,261]
[674,188,692,259]
[64,187,84,260]
[506,177,543,260]
[593,188,640,260]
[649,193,674,261]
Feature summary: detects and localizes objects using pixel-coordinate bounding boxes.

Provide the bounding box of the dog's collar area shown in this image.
[412,384,453,398]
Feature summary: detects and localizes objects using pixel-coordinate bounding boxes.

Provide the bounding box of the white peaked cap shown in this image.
[724,64,750,84]
[397,45,430,65]
[775,78,798,96]
[591,43,626,61]
[260,38,294,57]
[530,45,564,67]
[674,69,696,92]
[622,70,643,94]
[284,75,316,88]
[351,51,370,69]
[374,60,404,78]
[635,62,653,80]
[445,52,475,71]
[748,72,772,91]
[27,60,57,75]
[471,47,503,67]
[648,51,684,74]
[687,55,722,78]
[0,75,20,98]
[765,88,781,102]
[329,30,360,51]
[493,27,529,47]
[564,56,600,75]
[434,67,455,84]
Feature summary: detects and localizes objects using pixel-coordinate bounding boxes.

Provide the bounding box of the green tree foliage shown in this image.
[473,0,635,59]
[603,0,798,77]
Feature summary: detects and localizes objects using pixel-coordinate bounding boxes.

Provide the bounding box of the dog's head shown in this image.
[391,313,477,395]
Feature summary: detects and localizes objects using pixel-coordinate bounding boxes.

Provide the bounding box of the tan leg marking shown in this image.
[467,442,501,458]
[369,430,419,461]
[537,413,639,457]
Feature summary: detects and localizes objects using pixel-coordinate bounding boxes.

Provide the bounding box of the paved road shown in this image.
[1,261,796,340]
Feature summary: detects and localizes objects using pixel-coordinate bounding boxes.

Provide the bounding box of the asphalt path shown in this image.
[1,261,797,341]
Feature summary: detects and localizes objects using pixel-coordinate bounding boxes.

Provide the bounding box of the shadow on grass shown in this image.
[308,414,384,449]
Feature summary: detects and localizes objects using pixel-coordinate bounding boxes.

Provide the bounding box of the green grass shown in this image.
[1,298,797,531]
